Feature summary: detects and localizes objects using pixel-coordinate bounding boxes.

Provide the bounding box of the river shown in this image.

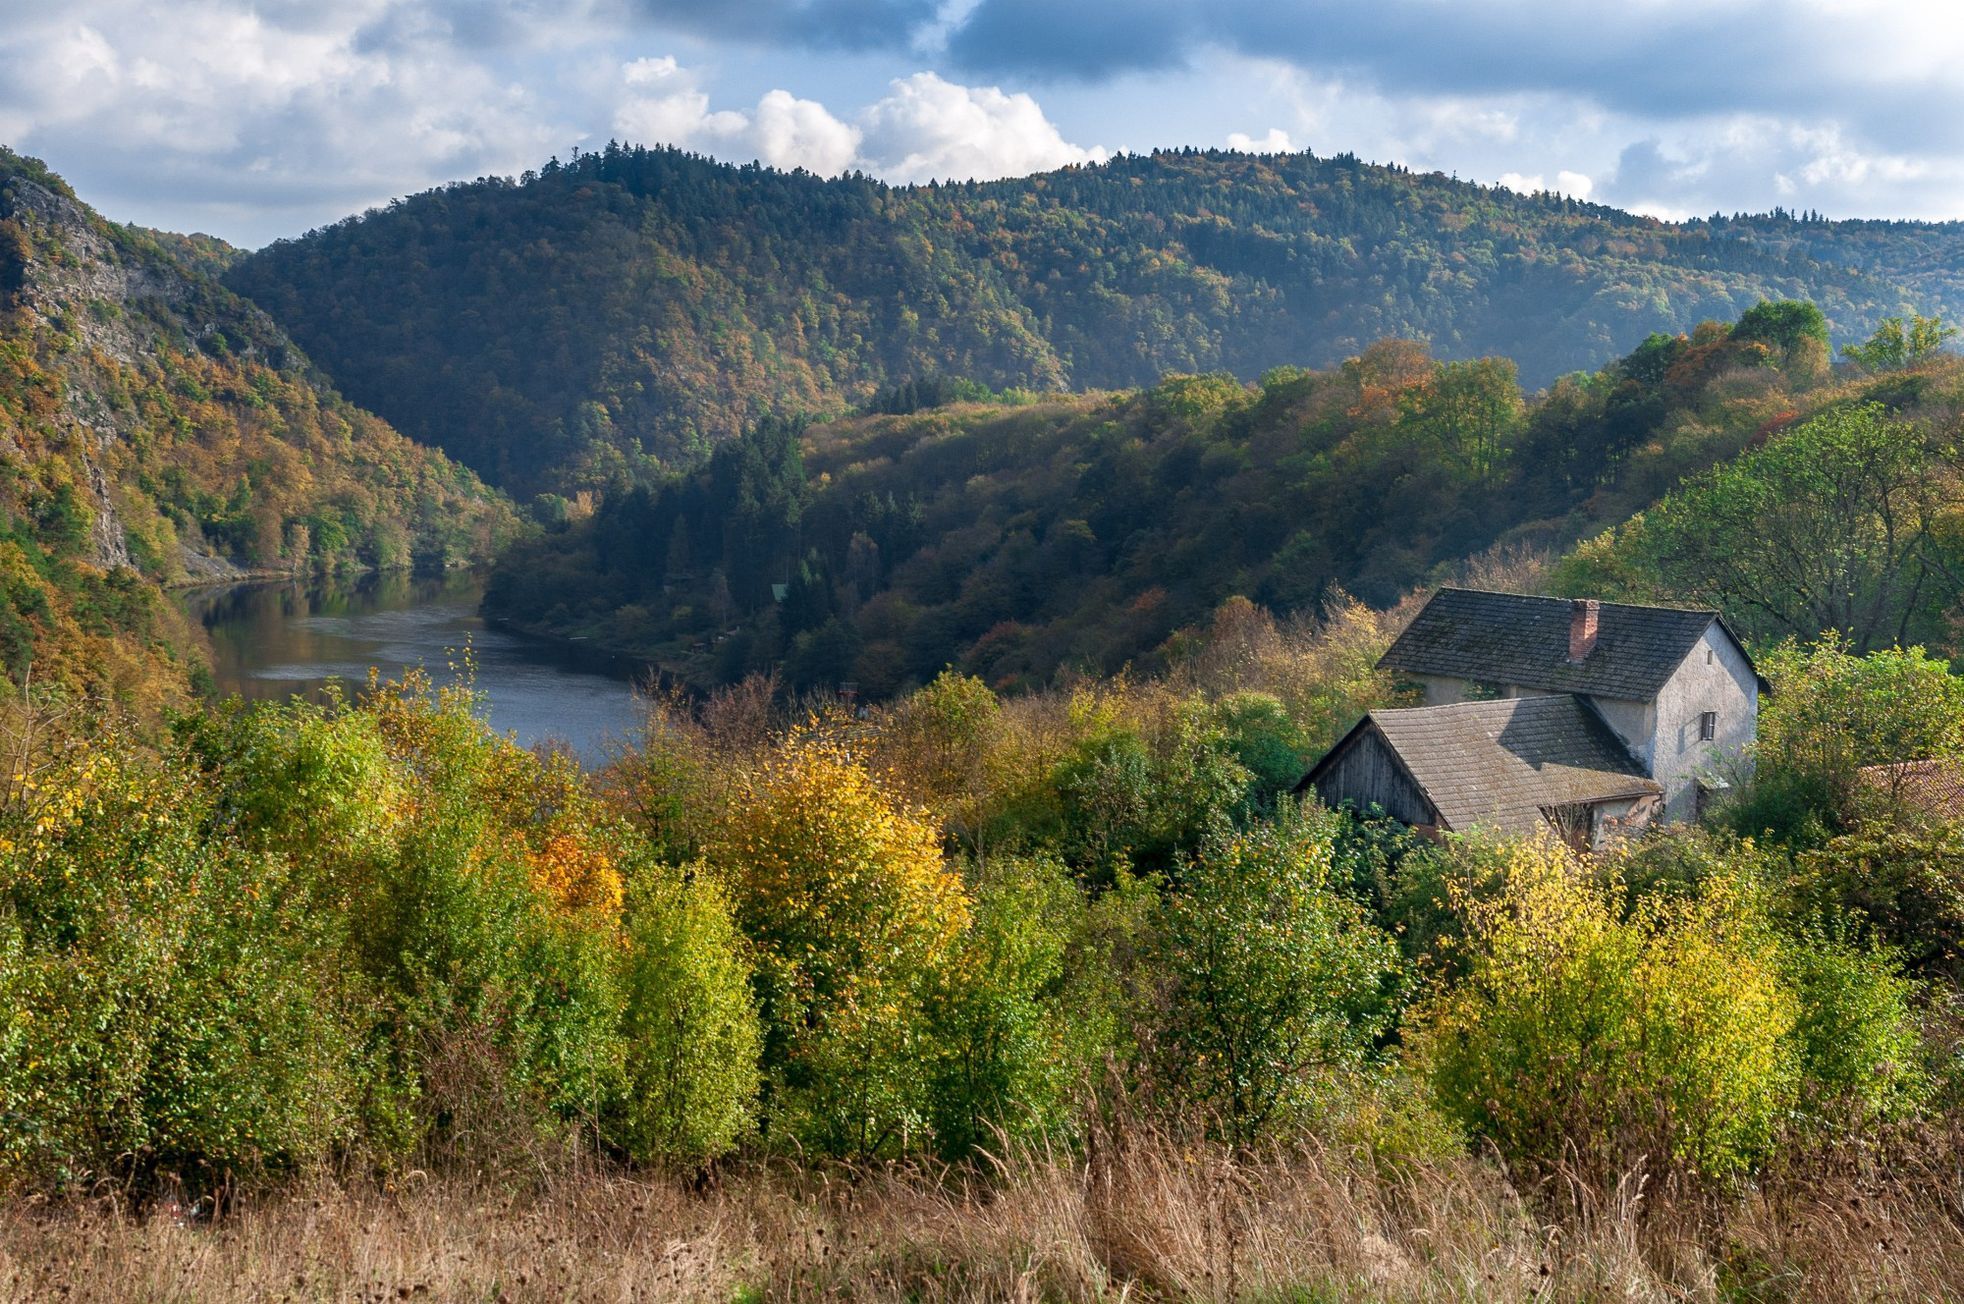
[177,570,647,766]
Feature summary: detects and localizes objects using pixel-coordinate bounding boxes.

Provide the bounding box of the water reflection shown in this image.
[179,570,646,766]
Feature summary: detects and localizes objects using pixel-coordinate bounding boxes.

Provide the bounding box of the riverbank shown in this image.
[479,607,700,693]
[164,554,490,593]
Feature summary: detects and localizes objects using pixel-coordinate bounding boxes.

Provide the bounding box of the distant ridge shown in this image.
[227,144,1945,495]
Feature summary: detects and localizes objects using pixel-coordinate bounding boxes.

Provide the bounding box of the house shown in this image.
[1300,589,1762,847]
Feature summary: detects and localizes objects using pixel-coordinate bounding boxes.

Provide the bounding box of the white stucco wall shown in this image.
[1590,695,1656,770]
[1645,623,1759,820]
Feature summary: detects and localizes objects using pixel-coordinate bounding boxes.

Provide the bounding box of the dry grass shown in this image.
[8,1125,1964,1302]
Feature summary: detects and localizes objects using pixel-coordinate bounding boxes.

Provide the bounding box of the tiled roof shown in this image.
[1328,695,1660,836]
[1857,759,1964,818]
[1380,588,1725,702]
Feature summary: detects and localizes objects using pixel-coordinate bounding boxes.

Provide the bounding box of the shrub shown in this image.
[1738,637,1964,833]
[1212,690,1308,810]
[1777,928,1926,1120]
[873,670,1002,851]
[925,856,1110,1157]
[0,732,361,1188]
[1155,811,1405,1144]
[1047,692,1250,879]
[186,679,634,1162]
[1788,821,1964,981]
[703,734,969,1156]
[612,865,761,1164]
[1420,838,1801,1181]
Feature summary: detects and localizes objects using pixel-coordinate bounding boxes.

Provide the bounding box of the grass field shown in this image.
[5,1122,1959,1303]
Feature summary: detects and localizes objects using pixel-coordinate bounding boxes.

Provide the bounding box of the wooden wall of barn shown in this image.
[1311,727,1438,827]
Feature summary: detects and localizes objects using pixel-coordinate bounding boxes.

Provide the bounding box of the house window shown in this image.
[1698,710,1717,741]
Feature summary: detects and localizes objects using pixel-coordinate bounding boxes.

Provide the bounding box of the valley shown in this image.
[10,129,1964,1304]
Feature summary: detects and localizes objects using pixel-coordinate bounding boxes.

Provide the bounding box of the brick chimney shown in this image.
[1568,598,1600,663]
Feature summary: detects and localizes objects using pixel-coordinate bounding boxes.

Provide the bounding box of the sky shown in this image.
[3,0,1964,247]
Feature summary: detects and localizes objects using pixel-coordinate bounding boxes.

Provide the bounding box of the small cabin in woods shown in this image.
[1301,589,1762,849]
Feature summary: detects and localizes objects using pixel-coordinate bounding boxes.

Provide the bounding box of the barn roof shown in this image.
[1306,695,1660,836]
[1380,588,1748,702]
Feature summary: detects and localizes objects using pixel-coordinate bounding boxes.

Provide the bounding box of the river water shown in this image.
[178,570,646,765]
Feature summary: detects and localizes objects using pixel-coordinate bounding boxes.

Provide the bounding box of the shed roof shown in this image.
[1306,694,1660,836]
[1380,588,1743,702]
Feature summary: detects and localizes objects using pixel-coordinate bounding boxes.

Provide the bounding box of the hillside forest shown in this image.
[486,295,1964,701]
[0,149,514,711]
[228,143,1964,498]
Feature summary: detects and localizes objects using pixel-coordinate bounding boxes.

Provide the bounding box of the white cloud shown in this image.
[612,62,862,175]
[754,89,862,174]
[0,2,572,240]
[1496,168,1592,199]
[856,72,1104,182]
[1226,127,1293,153]
[609,63,1098,182]
[613,57,748,148]
[12,0,1964,246]
[1594,117,1954,219]
[622,55,679,87]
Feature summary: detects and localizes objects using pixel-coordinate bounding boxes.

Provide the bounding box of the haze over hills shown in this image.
[226,144,1964,498]
[0,149,513,706]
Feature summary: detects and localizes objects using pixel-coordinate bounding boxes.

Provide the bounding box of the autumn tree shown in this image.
[1747,637,1964,825]
[1420,839,1801,1180]
[1732,298,1831,356]
[1396,357,1524,482]
[1843,312,1959,371]
[702,735,970,1154]
[1155,813,1403,1144]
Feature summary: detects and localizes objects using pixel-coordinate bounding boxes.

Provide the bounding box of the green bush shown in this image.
[1787,821,1964,982]
[1155,810,1405,1144]
[1212,691,1308,810]
[183,681,638,1162]
[1778,928,1926,1120]
[702,735,970,1157]
[925,856,1111,1158]
[1049,698,1250,878]
[0,736,361,1188]
[612,866,761,1163]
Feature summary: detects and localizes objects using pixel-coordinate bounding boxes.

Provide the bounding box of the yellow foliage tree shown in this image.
[526,829,624,917]
[703,734,969,1154]
[1418,836,1800,1181]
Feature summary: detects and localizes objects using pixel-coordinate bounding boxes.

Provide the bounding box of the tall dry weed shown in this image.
[10,1120,1964,1301]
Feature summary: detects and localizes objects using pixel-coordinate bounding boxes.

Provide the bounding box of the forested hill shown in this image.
[229,144,1934,497]
[0,149,514,708]
[1714,210,1964,321]
[487,298,1964,697]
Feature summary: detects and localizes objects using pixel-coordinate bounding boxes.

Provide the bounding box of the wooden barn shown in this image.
[1302,695,1661,849]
